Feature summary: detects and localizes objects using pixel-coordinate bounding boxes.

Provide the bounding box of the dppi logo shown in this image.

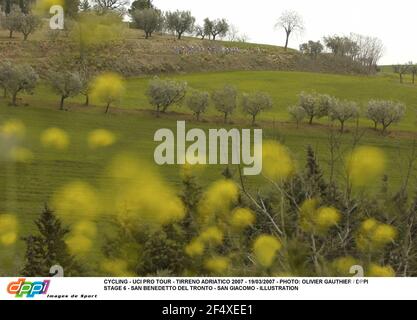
[7,278,50,298]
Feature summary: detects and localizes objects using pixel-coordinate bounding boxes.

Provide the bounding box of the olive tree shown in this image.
[1,6,23,38]
[298,92,331,125]
[366,100,406,134]
[212,85,238,123]
[210,18,229,40]
[288,105,306,128]
[2,64,38,106]
[19,13,42,40]
[132,8,163,39]
[186,89,209,121]
[328,99,359,132]
[147,78,187,117]
[275,10,304,50]
[241,91,273,125]
[49,71,83,110]
[165,10,195,40]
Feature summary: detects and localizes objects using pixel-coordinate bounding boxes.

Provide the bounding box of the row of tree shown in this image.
[147,78,272,124]
[393,63,417,84]
[0,6,41,39]
[289,92,406,134]
[131,8,230,40]
[0,60,406,132]
[299,33,384,72]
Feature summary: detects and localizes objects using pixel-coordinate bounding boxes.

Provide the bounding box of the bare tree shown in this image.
[394,64,410,84]
[275,10,304,50]
[92,0,128,13]
[350,33,384,72]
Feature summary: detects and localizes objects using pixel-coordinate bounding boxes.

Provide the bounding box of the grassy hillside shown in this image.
[2,70,417,229]
[29,70,417,131]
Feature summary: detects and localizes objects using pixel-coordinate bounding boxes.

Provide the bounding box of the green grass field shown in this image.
[1,70,417,273]
[28,70,417,131]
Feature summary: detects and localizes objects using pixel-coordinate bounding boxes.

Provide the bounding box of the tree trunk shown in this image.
[196,112,200,121]
[60,96,66,110]
[213,34,217,41]
[309,115,314,125]
[252,114,256,126]
[284,32,290,50]
[24,34,28,41]
[224,112,228,123]
[177,32,182,40]
[340,121,345,133]
[11,92,17,106]
[85,94,89,106]
[105,102,111,114]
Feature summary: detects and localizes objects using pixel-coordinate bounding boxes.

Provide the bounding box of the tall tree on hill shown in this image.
[210,18,229,40]
[21,205,83,277]
[92,0,128,14]
[165,10,195,40]
[129,0,153,13]
[132,8,163,39]
[275,10,304,50]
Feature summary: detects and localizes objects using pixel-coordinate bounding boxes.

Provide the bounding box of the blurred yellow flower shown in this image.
[1,119,25,139]
[198,180,239,220]
[199,227,224,245]
[91,73,125,112]
[371,224,397,245]
[73,220,97,239]
[88,129,116,149]
[204,256,230,274]
[367,264,395,277]
[41,128,70,150]
[66,234,93,255]
[0,214,18,246]
[10,147,33,163]
[347,146,386,187]
[185,239,205,257]
[315,207,341,231]
[356,218,397,252]
[299,199,340,234]
[262,140,295,181]
[52,181,100,220]
[72,12,126,48]
[230,208,255,229]
[331,256,358,276]
[101,259,135,277]
[107,156,185,227]
[34,0,64,14]
[253,235,282,268]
